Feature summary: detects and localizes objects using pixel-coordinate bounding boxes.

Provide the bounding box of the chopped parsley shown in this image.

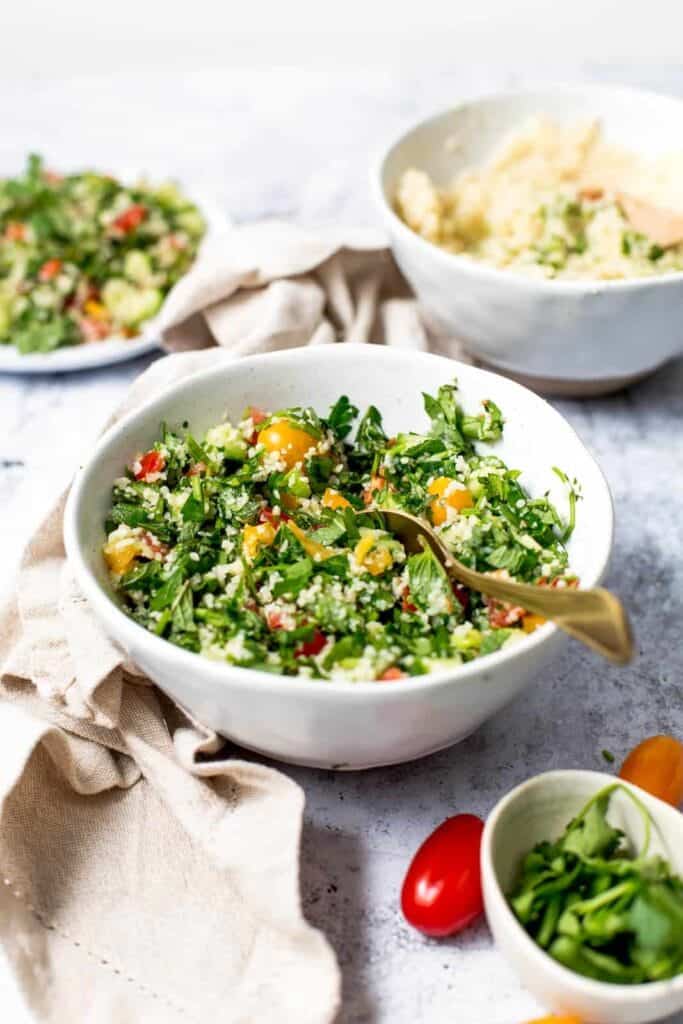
[103,381,576,682]
[510,784,683,984]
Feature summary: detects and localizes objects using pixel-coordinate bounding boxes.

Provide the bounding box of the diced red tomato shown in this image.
[378,667,407,681]
[452,582,470,613]
[4,221,26,242]
[38,258,62,282]
[363,474,386,506]
[266,610,284,630]
[401,587,417,614]
[79,316,111,342]
[401,814,485,936]
[295,629,327,658]
[185,461,207,477]
[134,450,166,481]
[483,572,525,627]
[112,204,147,233]
[246,406,268,444]
[141,531,168,558]
[259,506,290,526]
[537,575,580,590]
[486,596,526,629]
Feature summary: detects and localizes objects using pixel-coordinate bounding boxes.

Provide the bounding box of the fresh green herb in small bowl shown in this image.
[482,770,683,1023]
[509,784,683,985]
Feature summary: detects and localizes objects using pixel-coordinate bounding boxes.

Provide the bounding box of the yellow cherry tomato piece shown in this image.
[242,521,276,562]
[354,534,393,576]
[522,612,547,634]
[619,735,683,807]
[523,1016,583,1024]
[286,521,336,562]
[103,536,140,575]
[84,299,109,321]
[257,420,317,470]
[322,487,351,510]
[363,547,393,576]
[428,476,474,526]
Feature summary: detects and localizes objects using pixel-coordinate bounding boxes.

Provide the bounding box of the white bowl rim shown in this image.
[64,345,614,701]
[482,768,683,1004]
[372,81,683,296]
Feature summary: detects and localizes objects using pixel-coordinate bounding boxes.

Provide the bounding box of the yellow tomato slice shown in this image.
[258,420,317,470]
[428,476,474,526]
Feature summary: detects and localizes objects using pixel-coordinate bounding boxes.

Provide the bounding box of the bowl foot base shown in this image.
[214,730,478,771]
[469,357,651,397]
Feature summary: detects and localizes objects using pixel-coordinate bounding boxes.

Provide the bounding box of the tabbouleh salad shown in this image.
[0,154,205,354]
[103,382,577,682]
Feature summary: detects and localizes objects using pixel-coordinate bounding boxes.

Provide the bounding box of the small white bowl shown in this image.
[482,770,683,1023]
[373,85,683,396]
[64,346,613,769]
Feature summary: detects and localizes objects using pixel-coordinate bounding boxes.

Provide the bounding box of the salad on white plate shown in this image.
[0,155,227,373]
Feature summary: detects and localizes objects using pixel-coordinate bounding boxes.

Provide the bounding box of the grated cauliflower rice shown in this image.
[395,117,683,281]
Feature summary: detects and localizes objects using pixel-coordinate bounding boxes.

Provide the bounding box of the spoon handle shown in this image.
[443,561,634,665]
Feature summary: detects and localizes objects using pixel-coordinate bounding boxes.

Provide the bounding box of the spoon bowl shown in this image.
[482,770,683,1023]
[365,508,634,665]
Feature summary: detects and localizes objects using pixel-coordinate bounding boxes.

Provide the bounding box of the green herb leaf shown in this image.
[271,558,313,598]
[406,541,453,615]
[326,395,359,439]
[560,790,624,860]
[355,405,386,454]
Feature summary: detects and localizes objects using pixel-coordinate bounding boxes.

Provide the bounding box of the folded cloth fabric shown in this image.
[158,219,466,358]
[0,350,340,1024]
[0,222,466,1024]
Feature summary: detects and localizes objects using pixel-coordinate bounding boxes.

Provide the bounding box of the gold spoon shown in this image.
[363,507,634,665]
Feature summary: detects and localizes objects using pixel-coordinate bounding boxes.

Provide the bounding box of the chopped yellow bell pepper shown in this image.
[322,487,351,510]
[84,299,109,321]
[522,612,546,633]
[286,520,336,562]
[354,532,394,576]
[103,536,140,575]
[242,521,276,561]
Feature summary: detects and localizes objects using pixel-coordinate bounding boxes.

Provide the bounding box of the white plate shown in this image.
[0,187,229,375]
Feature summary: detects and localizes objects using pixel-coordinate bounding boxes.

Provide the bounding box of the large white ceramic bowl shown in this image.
[482,770,683,1023]
[374,85,683,395]
[64,346,613,769]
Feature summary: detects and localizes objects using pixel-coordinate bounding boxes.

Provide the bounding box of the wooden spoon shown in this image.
[364,507,634,665]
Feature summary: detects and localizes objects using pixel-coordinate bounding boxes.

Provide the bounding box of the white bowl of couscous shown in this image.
[374,85,683,395]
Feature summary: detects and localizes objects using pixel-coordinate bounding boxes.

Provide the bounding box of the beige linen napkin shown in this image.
[0,223,465,1024]
[0,349,341,1024]
[158,220,464,356]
